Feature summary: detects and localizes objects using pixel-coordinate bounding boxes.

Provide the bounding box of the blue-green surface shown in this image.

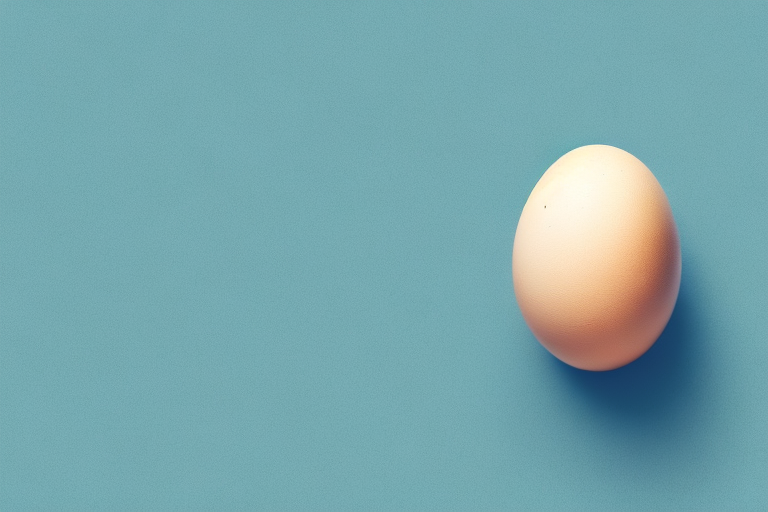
[1,2,766,511]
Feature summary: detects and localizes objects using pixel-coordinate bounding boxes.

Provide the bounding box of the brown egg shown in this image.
[512,145,681,371]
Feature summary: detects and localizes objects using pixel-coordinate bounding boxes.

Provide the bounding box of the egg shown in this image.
[512,145,681,371]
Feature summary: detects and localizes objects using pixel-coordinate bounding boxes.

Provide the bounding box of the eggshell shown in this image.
[512,145,681,371]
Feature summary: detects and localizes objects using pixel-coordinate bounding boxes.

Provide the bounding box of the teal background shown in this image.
[1,2,766,510]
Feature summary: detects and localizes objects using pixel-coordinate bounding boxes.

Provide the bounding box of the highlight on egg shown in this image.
[512,145,681,371]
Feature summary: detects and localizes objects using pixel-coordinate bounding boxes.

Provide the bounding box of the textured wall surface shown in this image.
[1,2,766,511]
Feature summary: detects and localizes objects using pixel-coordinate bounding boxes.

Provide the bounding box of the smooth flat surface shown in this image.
[1,3,766,511]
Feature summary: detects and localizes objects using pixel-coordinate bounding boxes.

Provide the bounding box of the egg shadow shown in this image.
[549,266,702,422]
